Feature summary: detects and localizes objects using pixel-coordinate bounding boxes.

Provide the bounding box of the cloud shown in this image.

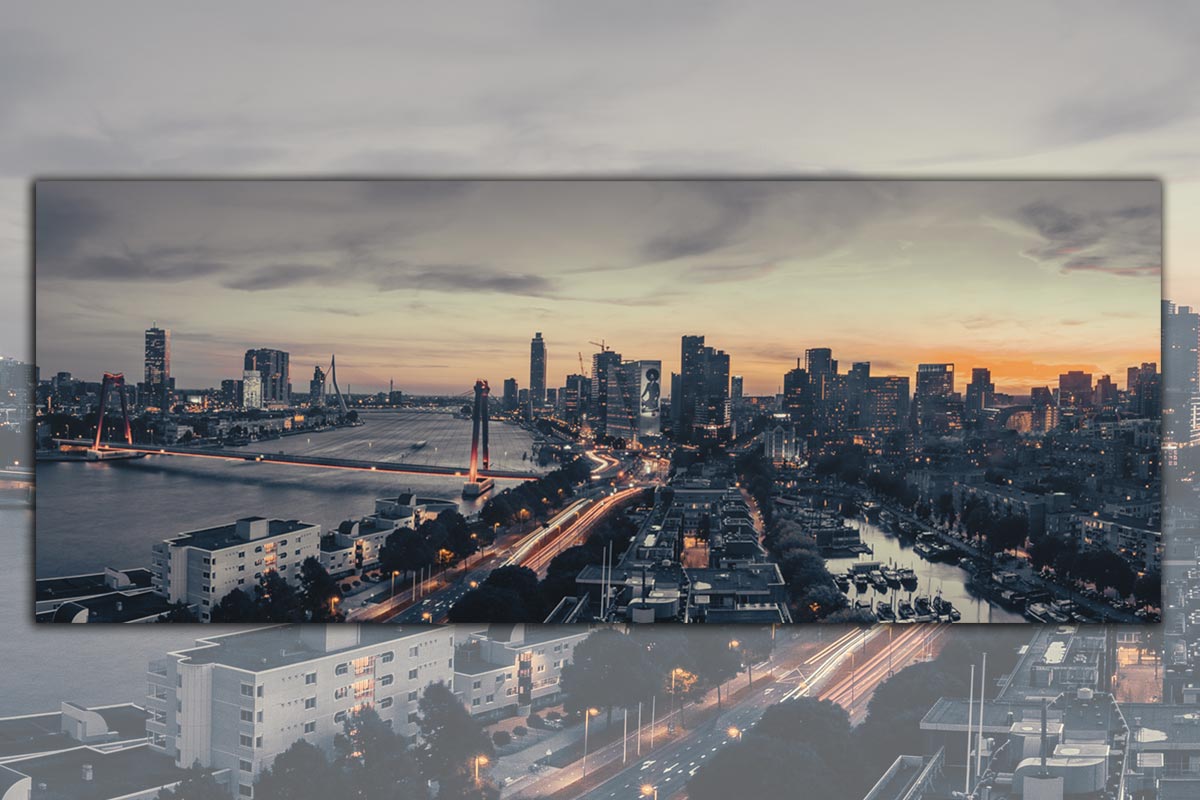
[222,264,329,291]
[53,253,226,282]
[1014,191,1161,278]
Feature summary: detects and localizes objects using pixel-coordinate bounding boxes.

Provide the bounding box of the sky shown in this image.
[3,3,1199,393]
[34,179,1159,396]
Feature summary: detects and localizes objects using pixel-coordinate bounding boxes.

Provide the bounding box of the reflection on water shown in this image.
[823,519,1025,624]
[36,410,546,577]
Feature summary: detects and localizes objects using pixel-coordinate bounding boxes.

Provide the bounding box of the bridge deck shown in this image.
[52,440,541,481]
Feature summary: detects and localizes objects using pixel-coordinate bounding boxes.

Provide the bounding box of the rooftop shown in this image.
[0,704,146,759]
[165,518,316,551]
[5,743,190,800]
[172,624,438,672]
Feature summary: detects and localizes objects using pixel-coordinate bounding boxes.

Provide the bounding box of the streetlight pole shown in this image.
[582,708,598,777]
[474,755,488,784]
[641,785,658,800]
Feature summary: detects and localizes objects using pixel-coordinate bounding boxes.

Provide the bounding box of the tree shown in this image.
[298,557,343,621]
[380,527,436,580]
[254,740,337,800]
[688,739,849,800]
[157,763,227,800]
[332,705,422,798]
[157,601,198,623]
[210,587,257,623]
[1134,569,1162,607]
[417,683,494,798]
[560,629,659,725]
[447,585,533,622]
[753,698,851,765]
[254,571,304,622]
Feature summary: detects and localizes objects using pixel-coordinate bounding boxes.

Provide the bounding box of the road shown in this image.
[507,625,949,800]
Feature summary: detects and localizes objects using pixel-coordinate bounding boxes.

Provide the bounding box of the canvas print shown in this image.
[32,179,1162,625]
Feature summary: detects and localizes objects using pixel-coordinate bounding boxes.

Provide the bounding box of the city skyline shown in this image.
[35,180,1160,396]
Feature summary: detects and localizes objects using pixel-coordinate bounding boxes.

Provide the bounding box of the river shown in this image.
[35,410,547,577]
[824,518,1026,623]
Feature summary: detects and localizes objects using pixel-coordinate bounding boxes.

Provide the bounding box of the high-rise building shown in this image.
[860,376,910,434]
[244,349,290,406]
[502,378,519,412]
[529,332,547,406]
[563,374,588,422]
[676,335,707,435]
[220,379,240,408]
[913,363,959,436]
[804,347,837,376]
[605,360,662,446]
[1030,386,1057,432]
[309,365,325,407]
[144,325,171,410]
[242,370,263,410]
[591,349,623,436]
[1058,370,1094,409]
[1093,374,1117,409]
[1127,362,1160,419]
[1163,300,1197,440]
[964,368,995,418]
[731,375,744,401]
[782,362,813,433]
[676,335,731,442]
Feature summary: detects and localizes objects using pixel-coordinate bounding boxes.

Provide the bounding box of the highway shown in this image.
[507,626,949,800]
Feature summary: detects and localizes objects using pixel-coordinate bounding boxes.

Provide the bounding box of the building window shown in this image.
[537,665,545,673]
[381,651,395,663]
[240,683,254,697]
[240,734,253,748]
[409,646,420,657]
[336,663,349,676]
[379,697,393,709]
[407,690,418,702]
[239,759,252,773]
[472,680,481,690]
[305,672,317,685]
[486,694,494,703]
[304,721,316,734]
[239,784,252,797]
[471,698,480,706]
[408,712,419,723]
[240,709,254,722]
[335,686,349,700]
[335,711,347,724]
[379,674,394,687]
[304,697,316,709]
[408,669,419,680]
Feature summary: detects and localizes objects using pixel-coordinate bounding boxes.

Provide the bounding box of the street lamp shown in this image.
[727,726,742,741]
[328,595,340,618]
[473,754,488,784]
[421,611,432,623]
[582,707,600,776]
[641,784,658,800]
[390,570,400,598]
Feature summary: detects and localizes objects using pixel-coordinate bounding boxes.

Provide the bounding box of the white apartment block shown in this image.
[319,494,458,576]
[150,517,321,621]
[454,624,591,721]
[146,625,455,799]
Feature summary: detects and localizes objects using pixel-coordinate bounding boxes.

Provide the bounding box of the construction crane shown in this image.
[578,351,587,374]
[588,339,610,352]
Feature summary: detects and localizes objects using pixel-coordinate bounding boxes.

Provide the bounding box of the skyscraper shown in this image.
[1058,370,1094,410]
[502,378,519,412]
[913,363,959,436]
[529,332,547,406]
[309,365,326,407]
[731,375,744,401]
[1163,300,1198,441]
[144,325,171,410]
[244,349,290,406]
[563,373,588,422]
[782,362,813,433]
[676,335,707,435]
[242,369,263,409]
[591,349,623,436]
[965,367,995,418]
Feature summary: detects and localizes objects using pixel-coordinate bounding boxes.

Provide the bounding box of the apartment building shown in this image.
[454,624,590,721]
[150,517,321,621]
[317,494,452,577]
[146,625,455,798]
